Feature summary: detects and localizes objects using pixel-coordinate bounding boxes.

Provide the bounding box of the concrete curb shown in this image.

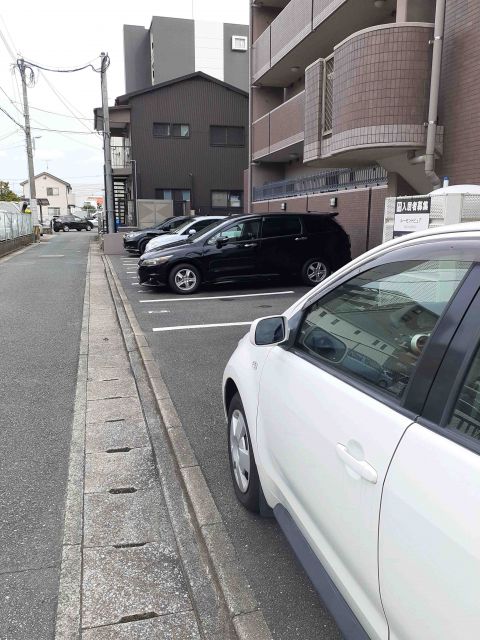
[103,256,273,640]
[54,248,91,640]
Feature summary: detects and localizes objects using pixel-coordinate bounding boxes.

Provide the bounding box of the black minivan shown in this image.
[138,213,351,294]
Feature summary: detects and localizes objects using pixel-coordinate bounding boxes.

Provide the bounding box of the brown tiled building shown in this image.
[249,0,480,256]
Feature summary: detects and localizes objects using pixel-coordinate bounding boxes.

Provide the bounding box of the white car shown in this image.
[144,216,226,253]
[223,222,480,640]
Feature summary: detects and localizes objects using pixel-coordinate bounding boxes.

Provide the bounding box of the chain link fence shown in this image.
[0,202,33,242]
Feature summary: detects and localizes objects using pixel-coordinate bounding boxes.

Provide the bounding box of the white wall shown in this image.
[194,20,224,81]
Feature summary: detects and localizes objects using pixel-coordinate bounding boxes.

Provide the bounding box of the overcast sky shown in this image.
[0,0,248,204]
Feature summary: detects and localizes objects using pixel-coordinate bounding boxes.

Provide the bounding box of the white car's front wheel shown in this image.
[228,393,260,512]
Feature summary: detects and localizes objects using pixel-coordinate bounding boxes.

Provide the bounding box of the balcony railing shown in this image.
[252,166,387,201]
[111,145,131,168]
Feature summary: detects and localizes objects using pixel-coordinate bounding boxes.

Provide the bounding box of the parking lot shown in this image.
[110,253,341,640]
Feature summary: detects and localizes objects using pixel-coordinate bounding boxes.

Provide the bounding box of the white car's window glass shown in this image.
[448,345,480,442]
[296,260,473,399]
[174,220,197,234]
[261,216,301,238]
[208,220,260,245]
[190,219,218,232]
[187,220,224,242]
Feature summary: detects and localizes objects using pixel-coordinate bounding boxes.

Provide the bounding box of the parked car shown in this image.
[53,215,93,232]
[138,213,351,294]
[143,215,227,253]
[222,222,480,640]
[123,216,193,254]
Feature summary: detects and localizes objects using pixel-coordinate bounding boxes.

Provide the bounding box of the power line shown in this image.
[0,142,24,151]
[0,25,15,61]
[38,70,95,133]
[31,127,96,135]
[12,103,93,121]
[22,57,103,74]
[0,128,20,141]
[0,105,23,129]
[0,14,18,59]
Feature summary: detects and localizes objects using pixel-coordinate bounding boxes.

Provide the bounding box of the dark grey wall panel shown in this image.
[151,17,195,85]
[223,23,249,92]
[123,25,151,94]
[129,76,248,214]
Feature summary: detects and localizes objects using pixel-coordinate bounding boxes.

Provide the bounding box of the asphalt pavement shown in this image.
[111,253,342,640]
[0,232,92,639]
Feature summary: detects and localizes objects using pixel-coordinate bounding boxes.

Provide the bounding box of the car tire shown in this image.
[86,224,93,231]
[227,393,260,512]
[301,257,331,286]
[168,263,201,295]
[138,238,149,255]
[63,224,70,232]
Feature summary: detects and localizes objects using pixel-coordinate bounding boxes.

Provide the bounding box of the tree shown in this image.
[82,202,96,214]
[0,181,20,202]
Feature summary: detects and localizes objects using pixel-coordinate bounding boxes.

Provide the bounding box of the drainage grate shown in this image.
[109,487,137,494]
[118,612,159,624]
[113,542,146,549]
[105,418,125,424]
[106,447,132,454]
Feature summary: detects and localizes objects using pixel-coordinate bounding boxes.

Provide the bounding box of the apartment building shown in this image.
[124,16,249,93]
[249,0,480,257]
[94,72,248,224]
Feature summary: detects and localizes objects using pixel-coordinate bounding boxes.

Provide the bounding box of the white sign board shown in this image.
[394,196,431,236]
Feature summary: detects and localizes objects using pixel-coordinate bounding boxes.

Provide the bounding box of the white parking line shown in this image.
[39,254,65,258]
[148,310,171,314]
[140,290,295,303]
[152,321,252,332]
[126,271,137,273]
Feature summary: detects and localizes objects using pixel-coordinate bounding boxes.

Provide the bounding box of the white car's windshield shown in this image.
[187,221,227,243]
[173,219,197,234]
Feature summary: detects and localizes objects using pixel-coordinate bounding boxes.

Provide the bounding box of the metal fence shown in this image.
[111,145,131,168]
[0,202,33,241]
[252,165,388,202]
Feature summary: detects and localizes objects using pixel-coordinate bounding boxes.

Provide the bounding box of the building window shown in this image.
[153,122,190,138]
[46,187,59,196]
[211,190,242,209]
[48,207,60,216]
[210,126,245,147]
[231,35,248,51]
[322,54,334,136]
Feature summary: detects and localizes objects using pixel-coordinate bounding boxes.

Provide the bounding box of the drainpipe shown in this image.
[424,0,446,190]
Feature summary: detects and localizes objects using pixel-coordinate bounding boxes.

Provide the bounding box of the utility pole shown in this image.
[18,58,39,234]
[100,52,115,233]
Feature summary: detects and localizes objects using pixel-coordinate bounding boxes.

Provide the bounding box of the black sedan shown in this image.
[138,213,351,294]
[123,216,191,254]
[53,215,93,232]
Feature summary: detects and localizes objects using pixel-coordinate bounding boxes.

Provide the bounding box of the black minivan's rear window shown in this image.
[261,216,301,238]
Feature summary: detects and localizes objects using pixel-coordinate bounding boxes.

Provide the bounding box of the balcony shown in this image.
[252,91,305,161]
[303,23,441,168]
[111,145,132,175]
[252,165,387,201]
[251,0,396,87]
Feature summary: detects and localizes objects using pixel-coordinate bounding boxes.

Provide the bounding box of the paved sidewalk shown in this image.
[0,232,91,640]
[55,246,204,639]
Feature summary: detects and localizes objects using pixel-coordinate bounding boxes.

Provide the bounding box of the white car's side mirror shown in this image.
[250,316,288,346]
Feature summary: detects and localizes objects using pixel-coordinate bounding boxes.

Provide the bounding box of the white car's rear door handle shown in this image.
[336,444,378,484]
